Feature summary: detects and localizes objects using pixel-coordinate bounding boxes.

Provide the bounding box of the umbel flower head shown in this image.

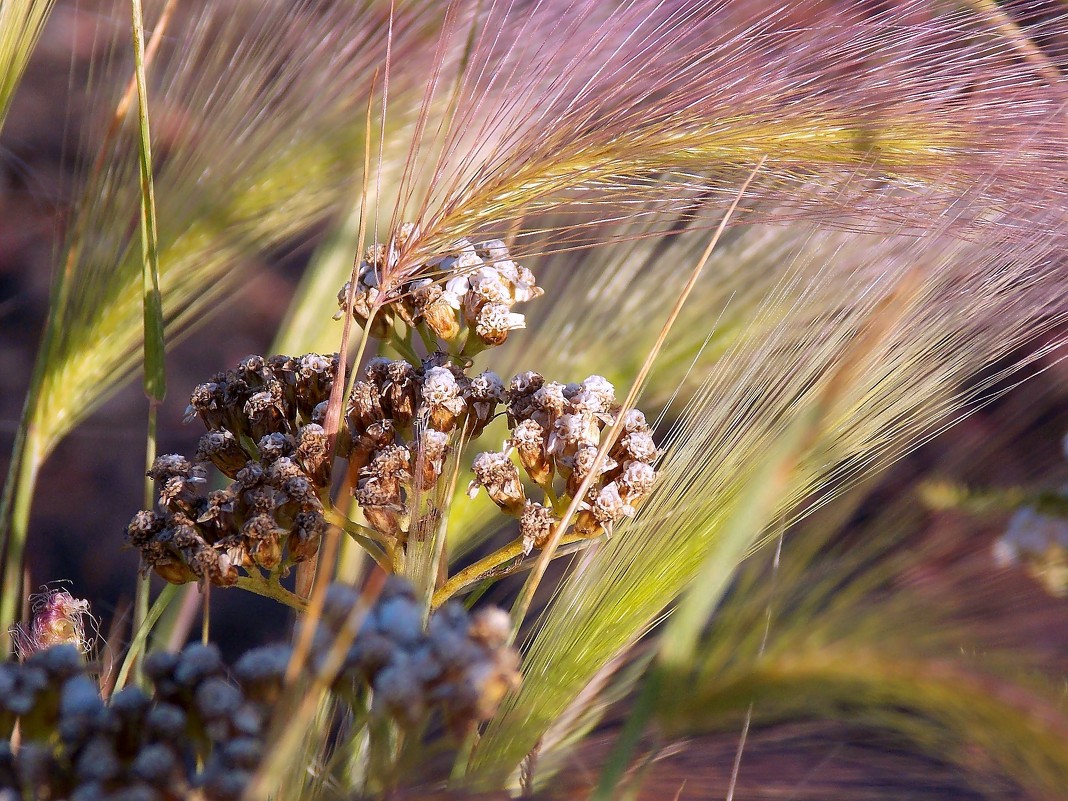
[335,234,542,352]
[127,228,659,598]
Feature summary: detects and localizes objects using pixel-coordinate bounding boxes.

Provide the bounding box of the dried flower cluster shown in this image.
[474,373,659,552]
[125,354,338,587]
[336,233,542,351]
[125,227,658,613]
[313,577,520,733]
[0,642,280,801]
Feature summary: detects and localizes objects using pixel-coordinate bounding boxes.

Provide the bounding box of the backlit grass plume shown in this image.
[374,0,1067,281]
[470,214,1068,784]
[3,0,1068,798]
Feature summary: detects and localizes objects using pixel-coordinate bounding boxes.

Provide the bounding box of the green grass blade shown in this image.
[113,582,180,692]
[130,0,165,405]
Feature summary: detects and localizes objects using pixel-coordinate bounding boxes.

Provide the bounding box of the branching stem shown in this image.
[235,573,308,612]
[432,532,590,609]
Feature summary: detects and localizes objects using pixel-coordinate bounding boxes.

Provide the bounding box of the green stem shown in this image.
[115,583,180,691]
[414,322,439,355]
[0,426,43,655]
[132,402,158,685]
[324,508,393,568]
[432,533,590,609]
[234,573,308,611]
[543,484,566,516]
[388,328,420,363]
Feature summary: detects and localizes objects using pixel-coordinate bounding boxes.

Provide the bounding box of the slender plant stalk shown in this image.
[114,583,180,692]
[130,0,166,687]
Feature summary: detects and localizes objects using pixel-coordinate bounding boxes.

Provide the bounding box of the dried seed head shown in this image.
[569,388,611,417]
[580,375,616,405]
[158,476,201,514]
[519,502,557,554]
[195,430,247,478]
[577,481,635,537]
[463,267,512,321]
[566,445,617,498]
[533,381,568,419]
[619,460,657,501]
[366,444,412,483]
[335,266,390,337]
[235,461,266,490]
[617,430,659,463]
[148,455,205,484]
[126,510,164,548]
[547,412,602,462]
[422,366,466,431]
[257,432,294,464]
[287,511,327,562]
[186,381,225,428]
[265,456,305,485]
[413,280,462,341]
[384,361,418,429]
[141,542,196,586]
[244,386,288,441]
[347,380,385,432]
[474,303,525,346]
[468,452,526,514]
[237,354,269,386]
[621,408,650,433]
[243,515,283,571]
[191,547,238,588]
[295,424,332,487]
[465,370,505,435]
[507,371,544,424]
[412,429,450,491]
[510,419,552,486]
